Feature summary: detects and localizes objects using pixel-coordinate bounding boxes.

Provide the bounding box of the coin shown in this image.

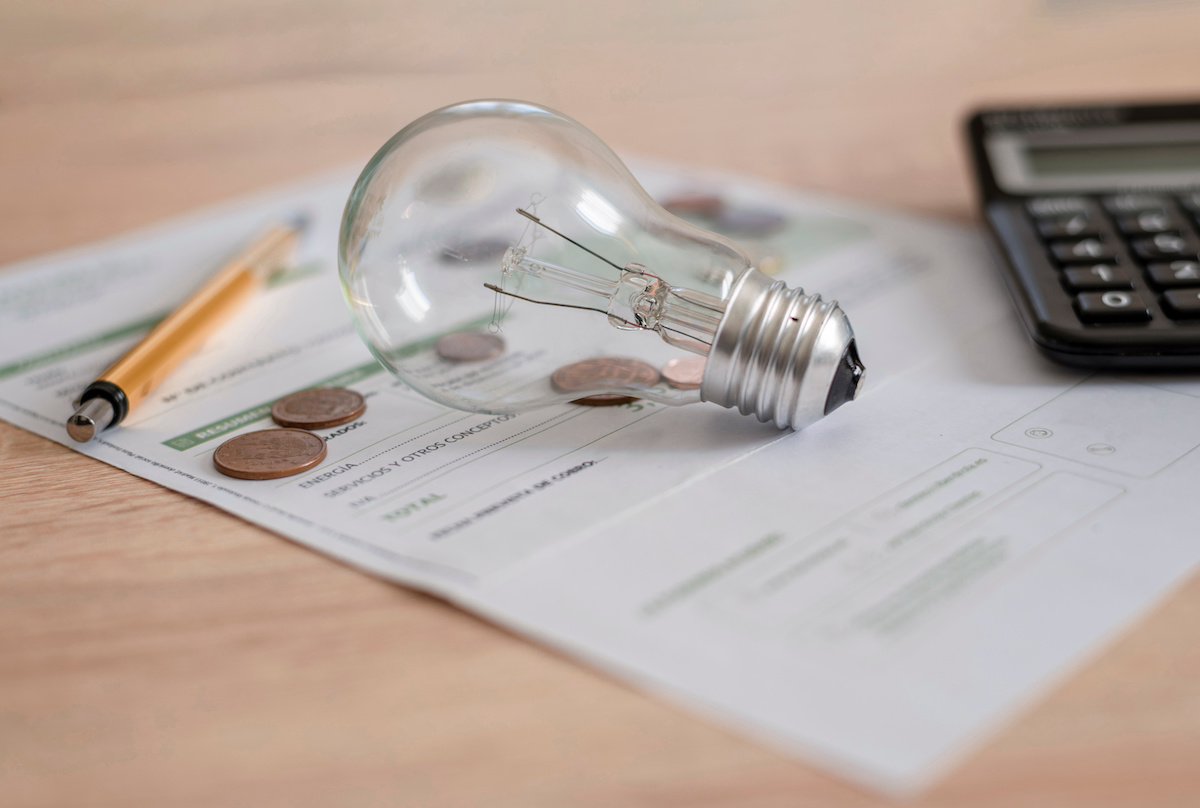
[743,244,785,276]
[572,394,639,406]
[661,355,707,389]
[714,207,787,237]
[271,387,366,429]
[435,331,505,362]
[756,253,784,275]
[551,357,660,393]
[661,193,726,218]
[213,428,327,480]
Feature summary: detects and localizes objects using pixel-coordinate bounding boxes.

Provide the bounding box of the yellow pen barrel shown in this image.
[97,225,297,412]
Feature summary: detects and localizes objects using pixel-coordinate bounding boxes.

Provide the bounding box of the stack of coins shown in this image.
[213,387,366,481]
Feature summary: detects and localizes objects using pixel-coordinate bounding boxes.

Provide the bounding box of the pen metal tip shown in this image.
[67,398,115,443]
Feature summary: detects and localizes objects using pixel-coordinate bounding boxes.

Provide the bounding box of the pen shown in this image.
[66,221,304,443]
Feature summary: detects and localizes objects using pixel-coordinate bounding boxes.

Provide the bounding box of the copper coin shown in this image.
[551,357,660,393]
[213,428,327,480]
[714,207,787,237]
[572,394,639,407]
[661,193,726,218]
[271,388,366,429]
[435,331,505,362]
[756,253,784,276]
[661,355,707,389]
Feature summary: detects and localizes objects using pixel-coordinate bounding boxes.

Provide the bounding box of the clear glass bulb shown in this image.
[339,100,864,429]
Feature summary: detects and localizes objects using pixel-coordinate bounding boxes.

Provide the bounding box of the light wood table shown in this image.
[3,2,1200,805]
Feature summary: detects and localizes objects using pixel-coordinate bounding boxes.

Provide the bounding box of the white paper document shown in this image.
[3,162,1198,795]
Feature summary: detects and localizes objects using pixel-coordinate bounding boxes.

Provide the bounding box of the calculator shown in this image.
[966,101,1200,368]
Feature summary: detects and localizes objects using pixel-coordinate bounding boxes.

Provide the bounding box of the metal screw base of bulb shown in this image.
[700,268,865,430]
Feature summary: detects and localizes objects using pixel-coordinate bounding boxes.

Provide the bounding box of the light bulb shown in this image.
[338,100,864,430]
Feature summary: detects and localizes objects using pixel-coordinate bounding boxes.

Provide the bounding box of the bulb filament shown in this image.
[487,209,727,355]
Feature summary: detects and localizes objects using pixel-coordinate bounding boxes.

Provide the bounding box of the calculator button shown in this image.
[1061,264,1133,291]
[1178,192,1200,215]
[1027,197,1089,218]
[1036,215,1098,239]
[1102,194,1169,215]
[1116,211,1179,235]
[1130,233,1199,261]
[1051,238,1117,263]
[1160,289,1200,319]
[1145,261,1200,288]
[1075,291,1152,323]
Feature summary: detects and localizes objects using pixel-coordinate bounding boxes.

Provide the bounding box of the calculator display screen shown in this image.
[1026,142,1200,178]
[986,123,1200,193]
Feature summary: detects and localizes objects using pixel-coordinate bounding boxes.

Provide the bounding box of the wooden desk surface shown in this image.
[3,2,1200,805]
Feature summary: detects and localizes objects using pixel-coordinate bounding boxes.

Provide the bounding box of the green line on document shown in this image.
[0,312,166,381]
[265,260,326,288]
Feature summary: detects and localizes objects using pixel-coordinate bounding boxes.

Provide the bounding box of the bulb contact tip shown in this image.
[822,339,865,416]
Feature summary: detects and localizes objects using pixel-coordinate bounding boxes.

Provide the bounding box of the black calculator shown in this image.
[966,101,1200,368]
